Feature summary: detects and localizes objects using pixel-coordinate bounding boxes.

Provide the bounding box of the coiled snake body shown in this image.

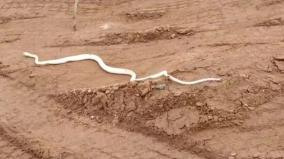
[23,52,221,85]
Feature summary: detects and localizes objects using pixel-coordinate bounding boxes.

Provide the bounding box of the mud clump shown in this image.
[52,80,245,136]
[53,81,200,125]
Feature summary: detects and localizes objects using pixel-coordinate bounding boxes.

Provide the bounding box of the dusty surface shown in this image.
[0,0,284,159]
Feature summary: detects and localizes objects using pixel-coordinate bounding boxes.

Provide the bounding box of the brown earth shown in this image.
[0,0,284,159]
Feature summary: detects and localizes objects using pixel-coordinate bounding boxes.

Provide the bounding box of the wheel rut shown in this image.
[0,77,203,159]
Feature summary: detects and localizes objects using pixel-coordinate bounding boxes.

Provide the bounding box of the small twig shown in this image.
[73,0,79,31]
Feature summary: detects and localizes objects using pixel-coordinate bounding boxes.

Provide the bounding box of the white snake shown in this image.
[23,52,221,85]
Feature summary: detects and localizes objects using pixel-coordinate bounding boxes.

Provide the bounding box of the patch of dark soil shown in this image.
[49,26,195,47]
[0,123,49,159]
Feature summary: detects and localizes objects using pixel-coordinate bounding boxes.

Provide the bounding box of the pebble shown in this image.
[29,73,35,78]
[105,90,110,94]
[196,102,203,107]
[208,115,213,120]
[173,91,183,97]
[230,152,237,156]
[252,153,261,158]
[170,33,176,39]
[153,84,166,90]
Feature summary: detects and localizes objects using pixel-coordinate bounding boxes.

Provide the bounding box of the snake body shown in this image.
[23,52,221,85]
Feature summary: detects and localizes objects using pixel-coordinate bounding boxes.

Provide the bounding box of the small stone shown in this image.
[253,153,260,158]
[29,73,35,78]
[173,91,183,97]
[138,81,151,96]
[170,33,176,39]
[218,117,224,121]
[153,84,166,90]
[90,115,95,119]
[230,152,237,156]
[196,102,203,107]
[208,115,213,120]
[240,73,250,79]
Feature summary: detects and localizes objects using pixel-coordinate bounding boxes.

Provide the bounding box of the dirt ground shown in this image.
[0,0,284,159]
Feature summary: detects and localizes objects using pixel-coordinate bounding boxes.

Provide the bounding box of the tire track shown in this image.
[0,77,203,159]
[0,134,36,159]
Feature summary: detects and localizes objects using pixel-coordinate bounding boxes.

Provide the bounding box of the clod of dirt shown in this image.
[52,79,248,137]
[272,56,284,72]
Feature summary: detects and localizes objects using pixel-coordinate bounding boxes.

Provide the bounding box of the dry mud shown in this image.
[0,0,284,159]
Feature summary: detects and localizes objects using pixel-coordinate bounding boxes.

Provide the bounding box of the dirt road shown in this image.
[0,0,283,158]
